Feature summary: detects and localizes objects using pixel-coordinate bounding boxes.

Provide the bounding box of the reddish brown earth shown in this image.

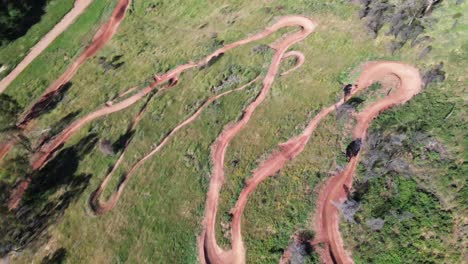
[0,0,93,94]
[8,16,316,210]
[88,47,303,215]
[89,48,306,215]
[280,51,305,76]
[200,61,420,264]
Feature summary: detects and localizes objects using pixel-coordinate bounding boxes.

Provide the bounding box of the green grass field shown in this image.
[0,0,466,263]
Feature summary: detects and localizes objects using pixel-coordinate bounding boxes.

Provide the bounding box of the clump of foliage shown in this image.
[357,0,443,53]
[0,94,21,131]
[97,55,125,71]
[0,0,48,45]
[349,174,454,263]
[422,62,445,87]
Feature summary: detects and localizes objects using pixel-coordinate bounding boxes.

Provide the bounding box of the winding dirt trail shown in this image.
[198,16,317,264]
[312,62,422,264]
[0,0,93,94]
[3,10,422,264]
[0,0,131,164]
[17,0,131,128]
[29,16,317,171]
[89,50,300,215]
[89,77,259,215]
[8,16,316,210]
[201,61,420,264]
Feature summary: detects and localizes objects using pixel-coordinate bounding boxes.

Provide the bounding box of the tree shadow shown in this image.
[0,133,97,257]
[32,110,83,149]
[41,247,67,264]
[112,130,135,153]
[346,97,365,107]
[18,82,73,127]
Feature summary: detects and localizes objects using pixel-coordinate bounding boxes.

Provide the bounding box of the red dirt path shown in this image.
[89,77,259,215]
[197,16,317,264]
[202,61,421,264]
[88,50,301,215]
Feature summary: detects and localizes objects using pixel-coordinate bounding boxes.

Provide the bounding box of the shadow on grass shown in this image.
[0,133,97,257]
[18,82,73,127]
[40,247,67,264]
[112,130,135,153]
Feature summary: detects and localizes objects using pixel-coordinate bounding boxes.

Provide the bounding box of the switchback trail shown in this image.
[8,16,317,209]
[200,61,421,264]
[197,16,317,264]
[89,51,301,215]
[89,78,259,215]
[312,62,422,264]
[0,0,93,94]
[3,11,422,264]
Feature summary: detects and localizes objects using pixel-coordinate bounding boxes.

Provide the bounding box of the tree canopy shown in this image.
[0,0,47,45]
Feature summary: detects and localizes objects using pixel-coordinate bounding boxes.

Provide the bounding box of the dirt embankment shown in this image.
[0,0,93,94]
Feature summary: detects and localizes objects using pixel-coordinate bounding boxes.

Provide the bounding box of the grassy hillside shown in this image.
[0,0,465,263]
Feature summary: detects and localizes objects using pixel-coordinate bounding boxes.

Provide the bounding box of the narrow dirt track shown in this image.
[198,16,317,264]
[204,62,420,264]
[0,0,130,164]
[89,77,259,215]
[0,0,93,94]
[312,62,422,264]
[17,0,131,128]
[29,16,317,171]
[280,51,305,76]
[89,50,300,215]
[5,0,131,210]
[9,15,316,210]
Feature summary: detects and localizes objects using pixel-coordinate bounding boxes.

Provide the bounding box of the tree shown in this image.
[0,0,47,44]
[0,94,20,131]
